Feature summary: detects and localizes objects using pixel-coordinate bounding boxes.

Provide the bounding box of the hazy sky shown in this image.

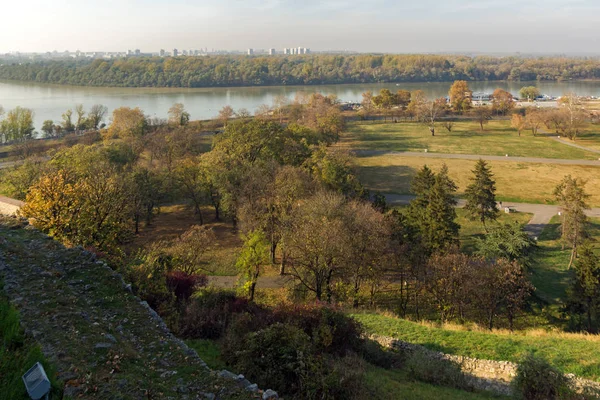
[2,0,599,54]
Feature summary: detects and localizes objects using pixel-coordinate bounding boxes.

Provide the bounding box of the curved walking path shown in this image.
[385,194,600,238]
[355,150,600,166]
[549,136,600,155]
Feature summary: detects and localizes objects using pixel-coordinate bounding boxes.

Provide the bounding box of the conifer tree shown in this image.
[464,159,499,231]
[408,164,460,253]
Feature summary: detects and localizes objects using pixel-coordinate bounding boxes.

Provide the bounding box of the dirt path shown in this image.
[354,150,600,166]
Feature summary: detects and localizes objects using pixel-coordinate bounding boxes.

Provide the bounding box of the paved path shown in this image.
[550,136,600,155]
[385,194,600,238]
[355,150,600,166]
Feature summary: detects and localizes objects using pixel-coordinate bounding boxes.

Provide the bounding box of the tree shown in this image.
[567,245,600,332]
[510,113,526,136]
[473,258,533,330]
[129,167,163,234]
[175,158,207,225]
[88,104,108,130]
[396,90,411,109]
[75,104,86,131]
[218,105,234,127]
[418,98,447,136]
[554,175,590,269]
[524,108,543,136]
[168,103,191,126]
[372,89,396,121]
[558,93,587,140]
[519,86,540,102]
[0,107,35,143]
[408,165,460,253]
[471,106,493,131]
[407,90,426,120]
[169,225,215,274]
[360,91,375,120]
[107,107,148,139]
[448,80,472,113]
[491,89,515,116]
[464,159,499,231]
[42,120,55,137]
[61,109,75,132]
[236,230,270,301]
[475,222,537,269]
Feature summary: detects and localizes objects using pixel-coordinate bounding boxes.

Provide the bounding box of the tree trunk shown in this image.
[279,250,286,275]
[270,241,277,265]
[194,203,204,225]
[135,215,140,234]
[325,269,334,304]
[568,245,577,269]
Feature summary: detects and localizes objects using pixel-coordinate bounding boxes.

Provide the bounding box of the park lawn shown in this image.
[342,120,600,160]
[532,217,600,304]
[353,312,600,381]
[355,155,600,206]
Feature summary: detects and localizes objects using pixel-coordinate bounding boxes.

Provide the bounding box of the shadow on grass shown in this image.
[356,165,417,194]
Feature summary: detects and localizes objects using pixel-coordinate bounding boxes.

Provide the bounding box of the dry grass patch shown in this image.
[355,155,600,206]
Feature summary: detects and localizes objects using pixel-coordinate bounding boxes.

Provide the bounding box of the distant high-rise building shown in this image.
[173,48,178,57]
[269,48,276,55]
[160,49,165,57]
[183,50,188,56]
[248,48,254,55]
[135,49,140,56]
[283,48,290,55]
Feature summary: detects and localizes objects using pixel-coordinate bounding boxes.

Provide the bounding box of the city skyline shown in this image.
[1,0,600,54]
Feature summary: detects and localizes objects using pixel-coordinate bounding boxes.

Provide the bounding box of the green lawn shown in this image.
[532,217,600,304]
[353,312,600,381]
[343,120,600,159]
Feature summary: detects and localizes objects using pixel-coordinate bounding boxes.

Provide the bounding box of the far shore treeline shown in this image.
[3,54,600,88]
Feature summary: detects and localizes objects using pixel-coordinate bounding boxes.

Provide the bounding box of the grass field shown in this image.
[356,155,600,206]
[353,312,600,382]
[343,120,600,159]
[532,217,600,304]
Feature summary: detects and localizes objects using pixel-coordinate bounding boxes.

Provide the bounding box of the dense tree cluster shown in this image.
[2,55,600,87]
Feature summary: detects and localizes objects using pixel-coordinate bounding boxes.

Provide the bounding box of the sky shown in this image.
[1,0,599,54]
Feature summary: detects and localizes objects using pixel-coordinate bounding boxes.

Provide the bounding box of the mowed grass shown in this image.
[356,155,600,206]
[343,120,600,159]
[353,312,600,381]
[532,217,600,304]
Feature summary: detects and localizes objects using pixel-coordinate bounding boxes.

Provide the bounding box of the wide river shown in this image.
[3,80,600,130]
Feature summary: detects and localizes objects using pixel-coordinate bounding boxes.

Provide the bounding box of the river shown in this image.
[3,80,600,130]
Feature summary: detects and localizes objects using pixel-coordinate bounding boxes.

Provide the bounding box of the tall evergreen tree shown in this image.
[408,164,460,253]
[554,175,589,269]
[464,159,499,231]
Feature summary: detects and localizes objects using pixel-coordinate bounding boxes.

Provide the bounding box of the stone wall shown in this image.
[0,195,23,216]
[370,334,600,396]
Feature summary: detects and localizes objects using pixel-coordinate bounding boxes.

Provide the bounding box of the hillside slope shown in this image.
[0,216,258,399]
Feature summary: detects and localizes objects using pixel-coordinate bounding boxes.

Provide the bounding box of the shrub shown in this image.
[165,270,208,302]
[179,289,258,339]
[223,323,314,395]
[512,353,575,400]
[405,350,472,391]
[269,303,364,356]
[360,339,399,369]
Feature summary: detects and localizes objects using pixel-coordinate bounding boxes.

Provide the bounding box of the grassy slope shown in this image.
[532,217,600,304]
[356,155,600,206]
[0,284,62,400]
[353,312,600,381]
[343,120,600,159]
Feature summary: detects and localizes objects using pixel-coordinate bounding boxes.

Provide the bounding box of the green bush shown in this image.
[512,353,575,400]
[405,350,472,392]
[223,323,314,395]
